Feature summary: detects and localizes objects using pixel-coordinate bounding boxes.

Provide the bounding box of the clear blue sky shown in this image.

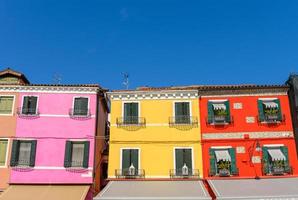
[1,0,298,89]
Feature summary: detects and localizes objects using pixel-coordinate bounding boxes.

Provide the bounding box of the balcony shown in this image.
[69,108,91,118]
[115,169,145,179]
[209,168,239,177]
[169,116,198,126]
[258,114,285,124]
[169,169,200,178]
[207,115,232,125]
[116,117,146,127]
[17,107,39,117]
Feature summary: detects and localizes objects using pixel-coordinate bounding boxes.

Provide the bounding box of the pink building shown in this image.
[2,83,109,200]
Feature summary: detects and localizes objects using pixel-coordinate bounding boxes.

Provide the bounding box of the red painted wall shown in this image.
[200,95,293,133]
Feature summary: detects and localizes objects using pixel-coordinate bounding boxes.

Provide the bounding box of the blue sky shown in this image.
[0,0,298,89]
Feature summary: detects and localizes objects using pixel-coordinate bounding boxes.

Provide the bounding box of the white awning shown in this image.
[208,178,298,199]
[268,149,286,161]
[263,102,278,108]
[94,181,211,200]
[213,104,226,110]
[215,150,231,162]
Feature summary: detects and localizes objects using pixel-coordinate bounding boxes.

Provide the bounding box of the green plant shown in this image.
[214,109,227,116]
[264,108,279,115]
[272,160,285,168]
[217,160,230,170]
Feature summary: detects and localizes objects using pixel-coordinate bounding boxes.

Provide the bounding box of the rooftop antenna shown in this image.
[53,73,62,84]
[122,72,129,89]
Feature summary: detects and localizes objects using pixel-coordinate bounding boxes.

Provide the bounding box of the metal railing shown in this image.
[258,114,285,123]
[10,159,31,167]
[262,163,293,176]
[116,117,146,126]
[65,160,85,168]
[168,116,198,126]
[115,169,145,178]
[17,107,39,116]
[170,169,200,178]
[69,108,91,118]
[207,115,232,125]
[209,168,239,177]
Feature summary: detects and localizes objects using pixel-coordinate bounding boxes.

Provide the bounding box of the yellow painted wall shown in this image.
[108,98,203,178]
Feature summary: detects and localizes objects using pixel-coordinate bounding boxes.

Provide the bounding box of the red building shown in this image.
[199,85,298,179]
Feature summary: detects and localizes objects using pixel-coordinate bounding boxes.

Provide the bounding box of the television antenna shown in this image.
[122,72,129,89]
[53,73,62,84]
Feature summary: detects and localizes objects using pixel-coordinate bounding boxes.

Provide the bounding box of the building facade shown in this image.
[199,85,298,178]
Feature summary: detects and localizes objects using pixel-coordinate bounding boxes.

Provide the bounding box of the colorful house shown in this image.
[95,87,211,200]
[0,69,29,193]
[0,70,109,200]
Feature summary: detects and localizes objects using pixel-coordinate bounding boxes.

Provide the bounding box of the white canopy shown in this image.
[263,102,278,109]
[268,148,286,161]
[213,104,226,110]
[215,150,231,162]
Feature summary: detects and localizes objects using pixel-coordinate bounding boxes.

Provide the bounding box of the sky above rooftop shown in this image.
[0,0,298,89]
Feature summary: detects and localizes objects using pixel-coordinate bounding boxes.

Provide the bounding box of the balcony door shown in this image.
[123,103,139,124]
[175,148,192,175]
[122,149,139,172]
[175,102,190,124]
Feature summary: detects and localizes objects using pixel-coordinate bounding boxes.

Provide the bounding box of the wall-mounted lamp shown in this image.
[255,140,261,152]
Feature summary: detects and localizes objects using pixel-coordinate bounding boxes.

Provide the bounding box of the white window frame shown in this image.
[0,95,15,116]
[119,147,141,170]
[173,147,194,170]
[210,146,233,174]
[0,138,10,168]
[21,95,39,115]
[72,96,90,116]
[172,100,192,117]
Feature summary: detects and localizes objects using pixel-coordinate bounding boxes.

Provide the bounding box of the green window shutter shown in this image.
[262,147,269,174]
[175,103,182,116]
[175,149,184,170]
[258,100,265,121]
[209,148,216,175]
[229,148,237,174]
[280,146,289,167]
[30,97,38,114]
[22,97,29,114]
[74,98,88,115]
[131,149,139,170]
[64,141,72,168]
[29,140,37,167]
[124,103,138,124]
[130,103,138,117]
[82,141,90,168]
[0,140,8,166]
[122,149,131,169]
[224,101,231,123]
[273,99,282,121]
[207,102,214,123]
[10,140,19,167]
[183,149,192,169]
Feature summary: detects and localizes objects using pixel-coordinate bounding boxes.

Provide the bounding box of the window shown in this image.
[22,96,38,115]
[0,96,14,114]
[64,141,90,168]
[208,100,231,124]
[123,103,139,124]
[0,140,8,166]
[174,148,192,176]
[258,99,282,122]
[262,146,291,175]
[121,149,139,175]
[73,97,89,116]
[174,102,190,124]
[209,148,237,176]
[10,140,37,167]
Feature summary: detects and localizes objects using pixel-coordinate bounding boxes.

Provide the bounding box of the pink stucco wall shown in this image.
[10,92,97,184]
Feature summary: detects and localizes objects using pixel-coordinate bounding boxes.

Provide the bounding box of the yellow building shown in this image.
[107,87,203,179]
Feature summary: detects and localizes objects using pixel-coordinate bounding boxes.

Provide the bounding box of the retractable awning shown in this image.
[94,181,211,200]
[215,150,231,162]
[208,178,298,199]
[212,104,226,110]
[0,185,89,200]
[263,102,278,109]
[267,149,286,161]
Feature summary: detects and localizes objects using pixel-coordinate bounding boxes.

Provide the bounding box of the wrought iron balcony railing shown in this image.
[10,159,31,167]
[169,116,198,126]
[209,168,239,177]
[116,117,146,126]
[115,169,145,178]
[17,107,39,117]
[258,114,285,123]
[262,163,293,176]
[65,160,85,168]
[69,108,91,118]
[207,115,232,125]
[169,169,200,178]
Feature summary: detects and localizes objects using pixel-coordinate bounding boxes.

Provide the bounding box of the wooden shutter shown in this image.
[207,102,214,123]
[225,101,231,123]
[131,149,139,170]
[74,98,88,115]
[0,97,13,114]
[122,149,131,169]
[0,140,8,165]
[64,141,72,168]
[10,140,19,166]
[131,103,138,117]
[209,148,216,175]
[175,103,184,123]
[262,147,269,174]
[258,100,265,122]
[22,96,29,114]
[175,149,184,170]
[29,140,37,167]
[229,148,237,174]
[83,141,90,168]
[280,146,289,168]
[273,99,282,121]
[30,97,38,114]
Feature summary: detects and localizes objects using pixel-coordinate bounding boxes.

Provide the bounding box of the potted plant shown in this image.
[214,109,227,122]
[264,108,279,120]
[272,160,285,175]
[217,160,231,177]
